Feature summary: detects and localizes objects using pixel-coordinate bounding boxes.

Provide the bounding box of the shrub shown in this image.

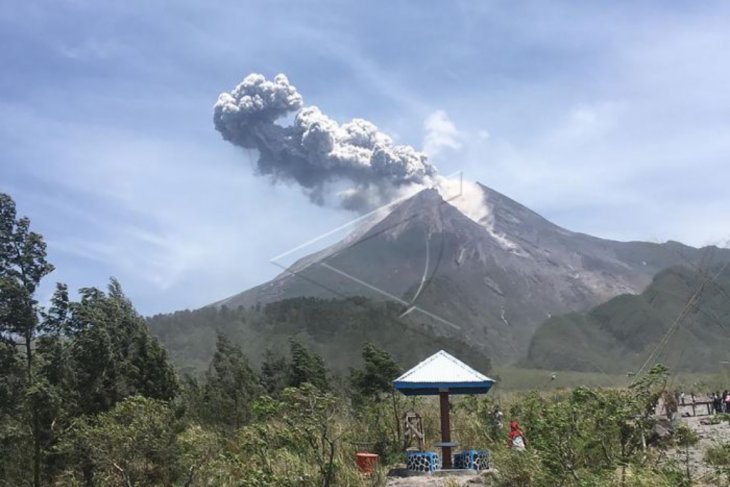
[705,442,730,467]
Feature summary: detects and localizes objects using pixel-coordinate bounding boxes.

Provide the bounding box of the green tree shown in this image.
[68,280,178,416]
[505,365,670,485]
[200,334,262,430]
[349,342,401,400]
[0,193,54,487]
[34,280,179,484]
[0,339,29,485]
[288,339,329,391]
[348,343,404,459]
[59,396,183,487]
[259,348,289,396]
[280,384,343,487]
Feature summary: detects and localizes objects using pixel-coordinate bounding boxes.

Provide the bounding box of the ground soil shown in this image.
[664,411,730,486]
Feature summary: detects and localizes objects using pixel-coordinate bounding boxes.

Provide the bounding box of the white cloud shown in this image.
[423,110,462,157]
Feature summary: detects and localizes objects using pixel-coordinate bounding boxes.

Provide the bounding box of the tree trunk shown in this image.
[25,333,40,487]
[390,390,402,445]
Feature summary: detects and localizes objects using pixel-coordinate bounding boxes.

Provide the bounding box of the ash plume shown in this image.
[213,73,438,211]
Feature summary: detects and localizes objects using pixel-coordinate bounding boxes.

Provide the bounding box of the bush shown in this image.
[674,423,699,447]
[705,442,730,467]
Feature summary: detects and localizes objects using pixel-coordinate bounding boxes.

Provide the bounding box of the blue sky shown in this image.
[2,0,730,314]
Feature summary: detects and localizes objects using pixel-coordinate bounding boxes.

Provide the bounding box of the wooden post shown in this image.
[440,391,452,469]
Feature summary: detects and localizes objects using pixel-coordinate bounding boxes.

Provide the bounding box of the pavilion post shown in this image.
[439,391,453,469]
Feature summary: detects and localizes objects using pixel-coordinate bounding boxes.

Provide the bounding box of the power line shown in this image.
[631,260,730,384]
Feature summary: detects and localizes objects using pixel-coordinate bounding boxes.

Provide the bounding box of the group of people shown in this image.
[674,390,730,414]
[493,407,528,451]
[711,391,730,414]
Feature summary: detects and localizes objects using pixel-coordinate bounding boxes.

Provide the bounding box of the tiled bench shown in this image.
[406,451,440,472]
[454,449,490,470]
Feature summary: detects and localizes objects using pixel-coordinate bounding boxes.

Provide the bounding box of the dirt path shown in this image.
[385,476,484,486]
[665,415,730,486]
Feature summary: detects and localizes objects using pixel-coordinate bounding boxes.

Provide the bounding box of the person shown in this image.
[680,391,685,405]
[713,392,722,414]
[494,407,504,431]
[725,392,730,413]
[508,420,527,451]
[663,390,678,420]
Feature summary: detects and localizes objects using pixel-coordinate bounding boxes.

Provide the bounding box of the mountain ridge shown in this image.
[212,183,730,363]
[525,264,730,373]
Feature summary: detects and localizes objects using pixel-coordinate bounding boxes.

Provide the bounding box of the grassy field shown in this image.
[490,366,730,394]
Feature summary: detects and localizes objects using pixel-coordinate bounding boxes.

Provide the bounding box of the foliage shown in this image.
[502,366,667,485]
[705,442,730,467]
[197,334,262,430]
[259,348,289,395]
[490,446,546,486]
[0,192,55,487]
[148,296,492,377]
[707,413,730,425]
[528,265,730,373]
[349,342,402,400]
[288,339,329,391]
[674,424,699,447]
[58,396,183,486]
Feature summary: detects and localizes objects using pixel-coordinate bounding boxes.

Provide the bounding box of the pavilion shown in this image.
[393,350,496,469]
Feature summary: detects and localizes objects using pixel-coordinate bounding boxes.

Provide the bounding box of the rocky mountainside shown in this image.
[215,184,729,362]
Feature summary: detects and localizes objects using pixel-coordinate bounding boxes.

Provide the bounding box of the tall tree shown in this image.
[349,342,402,400]
[259,348,289,396]
[349,343,404,455]
[288,339,329,391]
[0,193,54,487]
[201,334,261,430]
[68,279,178,416]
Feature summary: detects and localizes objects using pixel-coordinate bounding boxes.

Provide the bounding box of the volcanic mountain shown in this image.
[214,184,729,363]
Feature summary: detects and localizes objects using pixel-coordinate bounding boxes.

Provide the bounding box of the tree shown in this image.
[288,339,329,391]
[59,396,183,487]
[0,339,29,484]
[280,384,343,487]
[200,334,261,430]
[349,343,402,400]
[349,344,404,459]
[259,348,289,396]
[0,193,54,487]
[68,280,178,416]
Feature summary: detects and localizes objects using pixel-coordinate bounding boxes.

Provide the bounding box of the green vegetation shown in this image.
[148,296,492,376]
[0,193,176,486]
[704,442,730,483]
[526,265,730,373]
[705,442,730,466]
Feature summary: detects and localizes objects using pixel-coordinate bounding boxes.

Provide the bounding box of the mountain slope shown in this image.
[214,184,729,362]
[525,264,730,373]
[149,297,492,375]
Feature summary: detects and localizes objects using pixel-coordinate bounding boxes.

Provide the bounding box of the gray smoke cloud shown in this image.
[214,73,438,211]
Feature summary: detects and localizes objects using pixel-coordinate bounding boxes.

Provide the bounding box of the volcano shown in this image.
[215,184,729,362]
